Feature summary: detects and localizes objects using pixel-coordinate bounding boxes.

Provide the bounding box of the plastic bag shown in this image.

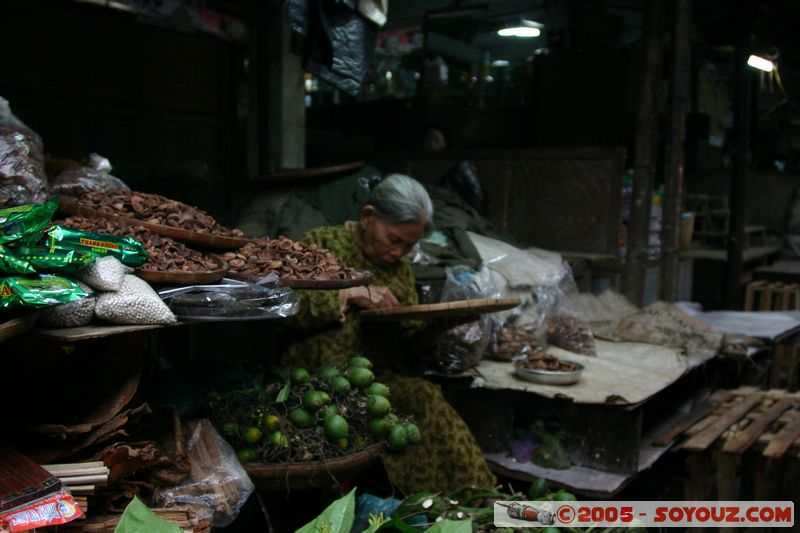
[158,277,299,320]
[0,197,59,245]
[155,419,254,528]
[436,266,500,372]
[50,153,129,197]
[39,280,95,328]
[0,275,88,309]
[44,225,149,267]
[536,262,597,356]
[0,97,47,208]
[95,274,176,325]
[76,255,130,292]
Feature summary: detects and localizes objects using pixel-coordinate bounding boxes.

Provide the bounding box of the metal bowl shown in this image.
[513,361,585,385]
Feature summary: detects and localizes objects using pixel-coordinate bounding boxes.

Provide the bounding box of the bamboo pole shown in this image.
[623,0,665,306]
[660,0,692,301]
[724,9,752,308]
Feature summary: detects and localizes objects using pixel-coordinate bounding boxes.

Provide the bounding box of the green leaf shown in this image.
[423,519,472,533]
[361,512,389,533]
[296,488,356,533]
[373,518,422,533]
[114,496,182,533]
[276,382,291,403]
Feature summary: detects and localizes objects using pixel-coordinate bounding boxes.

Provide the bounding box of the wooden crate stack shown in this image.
[654,387,800,503]
[744,280,800,311]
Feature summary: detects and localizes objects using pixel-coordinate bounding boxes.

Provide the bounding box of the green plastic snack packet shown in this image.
[44,225,148,267]
[0,197,59,244]
[13,246,96,274]
[0,275,88,308]
[0,244,36,275]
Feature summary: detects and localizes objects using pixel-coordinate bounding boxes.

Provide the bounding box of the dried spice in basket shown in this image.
[76,190,245,237]
[225,236,362,281]
[513,352,578,372]
[490,324,546,361]
[546,314,597,356]
[55,216,219,273]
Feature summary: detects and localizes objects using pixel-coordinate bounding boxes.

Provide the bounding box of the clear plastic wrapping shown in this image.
[76,256,131,292]
[158,277,299,321]
[535,262,597,356]
[155,419,254,528]
[436,266,501,372]
[51,153,129,197]
[0,97,47,208]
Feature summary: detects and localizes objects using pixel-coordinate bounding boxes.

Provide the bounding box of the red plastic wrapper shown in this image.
[0,490,83,532]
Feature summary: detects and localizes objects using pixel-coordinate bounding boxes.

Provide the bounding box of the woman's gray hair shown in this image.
[368,174,434,232]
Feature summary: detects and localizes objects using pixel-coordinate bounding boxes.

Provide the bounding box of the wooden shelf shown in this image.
[30,323,183,342]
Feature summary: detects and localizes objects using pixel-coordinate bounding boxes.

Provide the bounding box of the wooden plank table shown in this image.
[29,323,183,342]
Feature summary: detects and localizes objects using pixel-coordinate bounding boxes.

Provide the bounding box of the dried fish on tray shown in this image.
[225,236,370,288]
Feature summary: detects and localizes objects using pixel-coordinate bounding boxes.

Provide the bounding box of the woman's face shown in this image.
[359,206,426,266]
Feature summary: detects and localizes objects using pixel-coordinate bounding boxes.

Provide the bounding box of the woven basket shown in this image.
[244,443,385,491]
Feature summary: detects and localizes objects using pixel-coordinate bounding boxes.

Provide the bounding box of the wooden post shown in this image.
[660,0,692,301]
[723,13,752,308]
[624,0,664,306]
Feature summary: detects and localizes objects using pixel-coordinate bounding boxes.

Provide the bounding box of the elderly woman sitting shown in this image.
[284,174,496,494]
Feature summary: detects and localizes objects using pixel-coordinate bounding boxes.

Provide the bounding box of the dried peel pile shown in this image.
[56,216,219,273]
[77,190,245,237]
[513,352,578,372]
[225,237,363,281]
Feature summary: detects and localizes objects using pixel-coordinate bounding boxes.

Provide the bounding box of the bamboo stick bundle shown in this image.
[41,462,109,494]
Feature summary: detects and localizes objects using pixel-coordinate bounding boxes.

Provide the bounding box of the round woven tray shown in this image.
[227,270,372,290]
[59,196,253,251]
[359,298,521,322]
[0,311,38,343]
[244,442,385,491]
[135,255,228,285]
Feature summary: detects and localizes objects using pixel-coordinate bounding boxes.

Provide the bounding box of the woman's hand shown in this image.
[338,285,400,322]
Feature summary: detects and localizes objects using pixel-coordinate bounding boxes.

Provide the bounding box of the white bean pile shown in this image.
[76,256,129,292]
[39,281,96,328]
[95,274,176,325]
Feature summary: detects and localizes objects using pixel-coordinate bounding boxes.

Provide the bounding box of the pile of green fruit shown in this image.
[209,356,422,463]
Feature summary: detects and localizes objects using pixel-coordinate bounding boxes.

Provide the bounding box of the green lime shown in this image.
[553,491,576,501]
[323,414,349,440]
[348,356,373,369]
[303,390,331,411]
[352,435,366,449]
[369,417,390,435]
[540,528,560,533]
[289,408,315,428]
[385,413,399,427]
[337,438,349,449]
[329,375,351,393]
[387,424,408,451]
[528,477,549,499]
[262,414,280,432]
[317,367,340,380]
[290,367,310,384]
[236,448,257,462]
[323,404,340,417]
[347,367,375,388]
[365,382,390,398]
[367,394,391,416]
[221,422,239,435]
[242,427,262,444]
[269,430,289,447]
[404,423,422,444]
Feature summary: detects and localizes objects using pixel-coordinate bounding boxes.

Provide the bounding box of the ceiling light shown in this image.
[497,27,541,38]
[747,55,774,72]
[492,59,511,67]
